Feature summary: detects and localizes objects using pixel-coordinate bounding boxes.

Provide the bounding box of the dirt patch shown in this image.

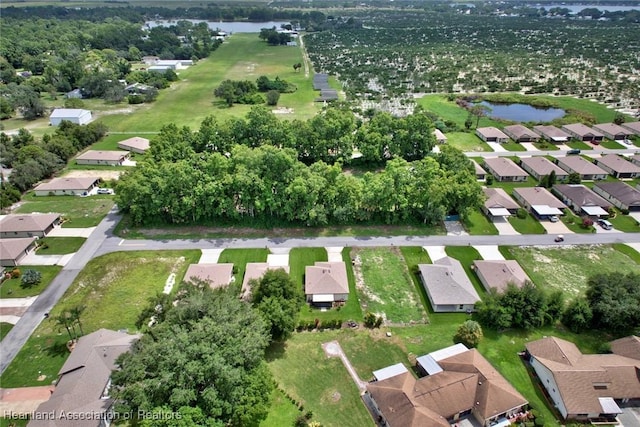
[272,107,294,114]
[62,170,123,181]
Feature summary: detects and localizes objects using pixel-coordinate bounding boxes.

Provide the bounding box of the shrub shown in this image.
[581,217,594,229]
[516,208,528,219]
[485,174,494,185]
[364,311,382,328]
[294,415,308,427]
[21,269,42,288]
[10,268,21,279]
[128,94,144,104]
[453,320,483,348]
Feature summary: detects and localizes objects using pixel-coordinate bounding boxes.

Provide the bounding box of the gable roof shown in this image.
[484,157,529,178]
[610,336,640,360]
[0,237,37,260]
[476,127,509,139]
[592,123,632,137]
[533,125,571,141]
[34,177,100,192]
[472,160,487,176]
[503,124,540,139]
[553,184,612,209]
[50,108,91,119]
[483,188,520,211]
[620,121,640,135]
[305,262,348,295]
[117,137,150,152]
[513,187,567,209]
[520,157,568,177]
[562,123,604,138]
[473,260,530,292]
[184,263,234,289]
[76,151,129,162]
[418,257,481,306]
[0,214,60,233]
[241,263,290,299]
[593,182,640,207]
[556,156,608,176]
[595,154,640,174]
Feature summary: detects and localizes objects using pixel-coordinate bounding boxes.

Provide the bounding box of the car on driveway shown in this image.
[549,215,559,223]
[97,188,114,195]
[597,219,613,230]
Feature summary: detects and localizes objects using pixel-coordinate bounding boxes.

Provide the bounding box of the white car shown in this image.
[96,188,114,195]
[549,215,559,223]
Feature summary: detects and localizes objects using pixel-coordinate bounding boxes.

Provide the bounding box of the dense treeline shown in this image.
[115,111,481,226]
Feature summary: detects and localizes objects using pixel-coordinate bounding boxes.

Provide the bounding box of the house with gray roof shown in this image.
[592,123,633,141]
[29,329,139,427]
[76,151,130,166]
[241,263,290,300]
[533,125,571,143]
[184,263,234,290]
[305,262,349,306]
[483,157,529,182]
[552,184,612,217]
[482,187,520,218]
[520,157,568,181]
[418,257,480,312]
[592,182,640,212]
[0,214,61,238]
[561,123,604,143]
[555,156,608,180]
[473,260,531,293]
[512,187,567,219]
[503,124,540,142]
[117,137,150,154]
[34,177,100,196]
[593,154,640,179]
[0,237,37,267]
[472,160,487,180]
[631,154,640,167]
[434,129,447,144]
[475,127,509,143]
[620,121,640,136]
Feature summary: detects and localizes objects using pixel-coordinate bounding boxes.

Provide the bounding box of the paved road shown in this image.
[465,147,639,158]
[0,207,120,374]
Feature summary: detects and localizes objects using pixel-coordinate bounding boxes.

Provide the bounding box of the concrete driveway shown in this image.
[326,247,344,262]
[630,212,640,223]
[486,142,508,152]
[47,227,95,238]
[520,143,538,151]
[423,246,446,261]
[540,219,572,234]
[492,217,520,235]
[473,245,505,260]
[199,249,223,263]
[444,221,469,236]
[18,253,74,266]
[594,225,623,234]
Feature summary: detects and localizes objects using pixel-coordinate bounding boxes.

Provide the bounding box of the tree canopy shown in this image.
[585,272,640,332]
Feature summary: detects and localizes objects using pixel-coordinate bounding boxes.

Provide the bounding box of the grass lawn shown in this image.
[508,213,546,234]
[340,329,413,380]
[608,211,640,232]
[399,247,435,318]
[0,266,62,298]
[90,133,156,151]
[0,322,14,340]
[533,141,559,150]
[15,194,114,228]
[566,140,593,150]
[36,237,85,254]
[500,244,639,298]
[289,247,327,289]
[613,243,640,263]
[0,418,28,427]
[560,210,595,233]
[488,176,538,194]
[354,247,427,325]
[599,139,625,149]
[462,210,499,235]
[267,331,374,427]
[444,246,487,297]
[0,250,199,388]
[260,388,301,427]
[445,132,491,152]
[417,95,502,129]
[217,248,269,287]
[98,34,321,132]
[502,141,527,151]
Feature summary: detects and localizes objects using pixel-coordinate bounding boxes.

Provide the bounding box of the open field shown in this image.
[418,95,503,129]
[500,244,640,297]
[0,250,199,387]
[445,132,491,152]
[399,246,435,316]
[36,237,85,254]
[14,195,114,228]
[0,266,62,299]
[217,248,269,287]
[352,247,427,325]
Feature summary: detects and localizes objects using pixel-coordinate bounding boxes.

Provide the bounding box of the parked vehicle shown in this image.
[597,219,613,230]
[549,215,559,223]
[97,188,114,195]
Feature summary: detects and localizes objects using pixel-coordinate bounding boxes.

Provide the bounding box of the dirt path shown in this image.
[322,341,367,393]
[299,34,311,78]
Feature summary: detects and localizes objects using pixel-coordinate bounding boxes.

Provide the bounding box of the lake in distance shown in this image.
[480,101,566,122]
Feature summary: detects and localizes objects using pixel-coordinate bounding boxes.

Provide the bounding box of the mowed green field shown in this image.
[98,33,321,132]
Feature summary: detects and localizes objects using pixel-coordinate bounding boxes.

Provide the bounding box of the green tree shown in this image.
[585,272,640,332]
[453,320,483,348]
[20,269,42,288]
[265,89,280,106]
[567,172,581,184]
[613,112,626,125]
[562,297,593,333]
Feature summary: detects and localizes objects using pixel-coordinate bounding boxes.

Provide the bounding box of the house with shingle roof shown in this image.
[561,123,604,143]
[184,263,234,290]
[367,344,528,427]
[593,154,640,179]
[34,177,100,196]
[0,237,37,267]
[29,329,139,427]
[512,187,567,219]
[592,123,633,141]
[76,151,130,166]
[241,263,290,300]
[483,158,529,182]
[418,257,480,312]
[552,184,612,217]
[555,156,608,180]
[592,182,640,212]
[520,157,568,181]
[533,125,571,143]
[482,188,520,218]
[433,129,447,144]
[305,262,349,306]
[473,260,531,293]
[525,336,640,422]
[609,336,640,360]
[503,124,540,142]
[472,160,487,180]
[631,154,640,167]
[117,137,150,154]
[620,121,640,136]
[476,127,509,143]
[0,214,61,238]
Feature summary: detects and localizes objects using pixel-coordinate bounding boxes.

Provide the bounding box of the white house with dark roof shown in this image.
[34,177,100,196]
[418,257,480,312]
[592,182,640,211]
[620,121,640,136]
[503,124,540,142]
[304,262,349,306]
[552,184,612,216]
[0,237,38,267]
[482,187,520,218]
[561,123,605,143]
[49,108,92,126]
[0,214,61,238]
[592,123,633,141]
[533,125,571,143]
[483,157,529,182]
[475,127,509,143]
[593,154,640,179]
[76,151,130,166]
[556,156,608,180]
[512,187,567,219]
[519,157,568,181]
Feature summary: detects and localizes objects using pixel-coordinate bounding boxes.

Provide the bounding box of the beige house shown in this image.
[533,125,571,143]
[503,124,540,142]
[472,160,487,180]
[418,257,480,312]
[631,154,640,167]
[525,336,640,423]
[241,263,290,300]
[555,156,608,180]
[117,137,150,154]
[473,260,531,293]
[0,237,38,267]
[512,187,566,219]
[33,177,100,196]
[552,184,612,217]
[519,157,568,181]
[482,187,520,218]
[561,123,604,143]
[476,127,509,143]
[483,157,529,182]
[76,150,130,166]
[29,329,140,427]
[592,182,640,212]
[593,154,640,179]
[592,123,633,141]
[184,263,234,290]
[304,261,349,305]
[620,121,640,136]
[433,128,447,144]
[367,344,528,427]
[0,214,61,238]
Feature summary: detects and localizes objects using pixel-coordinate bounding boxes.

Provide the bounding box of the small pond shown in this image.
[144,20,291,33]
[480,101,566,122]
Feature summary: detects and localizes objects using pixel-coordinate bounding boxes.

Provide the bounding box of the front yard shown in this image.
[36,237,86,254]
[15,194,114,228]
[0,266,62,298]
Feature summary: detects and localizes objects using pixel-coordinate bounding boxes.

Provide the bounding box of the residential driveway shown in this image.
[18,253,74,266]
[486,142,508,152]
[444,221,469,236]
[199,249,223,263]
[0,315,21,325]
[594,226,623,234]
[492,217,520,235]
[0,386,55,415]
[473,245,505,260]
[423,246,446,262]
[121,159,137,167]
[520,143,538,151]
[540,220,572,234]
[0,297,37,309]
[326,247,344,262]
[630,212,640,223]
[556,144,571,150]
[322,341,368,392]
[47,227,95,238]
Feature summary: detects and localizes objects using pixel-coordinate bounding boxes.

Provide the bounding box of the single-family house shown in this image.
[593,154,640,179]
[29,329,139,427]
[592,123,633,141]
[519,157,568,182]
[555,156,608,180]
[433,129,447,144]
[417,257,480,313]
[0,237,38,267]
[184,263,234,290]
[592,182,640,211]
[472,160,487,180]
[372,363,409,382]
[620,121,640,136]
[142,55,160,65]
[482,187,520,218]
[305,262,349,306]
[512,187,567,219]
[117,137,150,154]
[147,65,174,73]
[524,336,640,423]
[561,123,605,143]
[76,151,130,166]
[33,177,100,196]
[503,124,540,142]
[609,335,640,360]
[65,89,83,99]
[367,344,528,427]
[49,109,92,126]
[483,157,529,182]
[533,125,571,143]
[552,184,612,216]
[0,214,61,238]
[476,127,509,143]
[472,260,531,293]
[631,154,640,167]
[241,263,290,300]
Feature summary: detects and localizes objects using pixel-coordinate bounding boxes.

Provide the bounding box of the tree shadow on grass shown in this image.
[265,340,287,362]
[45,339,70,358]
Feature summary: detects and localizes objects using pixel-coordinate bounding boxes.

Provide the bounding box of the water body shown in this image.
[533,4,640,12]
[480,101,566,122]
[145,20,291,33]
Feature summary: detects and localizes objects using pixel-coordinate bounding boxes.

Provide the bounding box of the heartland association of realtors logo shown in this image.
[3,410,183,421]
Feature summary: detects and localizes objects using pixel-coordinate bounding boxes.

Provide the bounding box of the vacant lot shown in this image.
[0,266,62,298]
[352,247,427,324]
[0,250,199,388]
[15,195,114,228]
[501,245,640,297]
